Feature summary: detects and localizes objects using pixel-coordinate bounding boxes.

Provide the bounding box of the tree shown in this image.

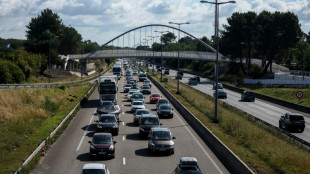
[161,32,176,45]
[59,26,82,55]
[83,40,100,53]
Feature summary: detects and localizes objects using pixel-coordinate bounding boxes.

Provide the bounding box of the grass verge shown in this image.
[146,68,310,174]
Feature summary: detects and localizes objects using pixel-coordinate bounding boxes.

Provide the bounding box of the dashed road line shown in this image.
[123,157,126,165]
[76,114,94,151]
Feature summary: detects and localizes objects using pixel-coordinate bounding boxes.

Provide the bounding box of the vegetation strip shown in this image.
[143,67,310,174]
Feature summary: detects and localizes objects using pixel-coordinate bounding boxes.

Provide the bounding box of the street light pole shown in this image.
[149,36,159,75]
[169,22,190,94]
[200,0,236,121]
[155,30,169,82]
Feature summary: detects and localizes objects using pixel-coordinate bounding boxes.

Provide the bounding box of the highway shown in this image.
[31,69,229,174]
[148,65,310,144]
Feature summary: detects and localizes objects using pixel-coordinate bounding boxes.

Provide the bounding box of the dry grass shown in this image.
[147,68,310,174]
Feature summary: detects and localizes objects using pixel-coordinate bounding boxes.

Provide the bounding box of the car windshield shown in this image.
[139,74,146,77]
[125,84,132,87]
[81,169,106,174]
[133,101,143,106]
[152,94,160,97]
[158,100,168,104]
[290,115,304,121]
[246,92,254,96]
[133,94,143,98]
[101,101,113,106]
[142,86,150,89]
[99,84,116,93]
[153,131,171,140]
[159,105,171,110]
[141,117,159,125]
[137,110,149,115]
[92,135,112,144]
[144,80,150,83]
[99,116,116,123]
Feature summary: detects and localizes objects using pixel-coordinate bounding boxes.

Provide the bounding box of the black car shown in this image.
[88,132,116,159]
[141,86,151,94]
[133,109,150,125]
[172,157,202,174]
[241,90,255,102]
[157,104,173,118]
[96,114,120,136]
[164,68,169,75]
[139,114,161,138]
[175,73,182,80]
[123,84,133,93]
[279,112,305,132]
[156,98,169,110]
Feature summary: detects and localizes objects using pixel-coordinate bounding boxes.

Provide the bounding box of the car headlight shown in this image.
[150,140,155,146]
[109,145,114,151]
[90,144,95,150]
[140,128,144,132]
[97,125,102,128]
[112,125,118,128]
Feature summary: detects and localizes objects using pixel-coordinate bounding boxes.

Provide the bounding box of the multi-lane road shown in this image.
[150,65,310,143]
[31,69,230,174]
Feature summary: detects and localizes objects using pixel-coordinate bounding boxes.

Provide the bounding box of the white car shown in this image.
[127,89,140,101]
[81,163,109,174]
[131,100,145,113]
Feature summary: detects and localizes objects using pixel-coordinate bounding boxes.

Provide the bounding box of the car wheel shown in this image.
[111,153,115,159]
[279,122,282,129]
[114,132,119,136]
[300,128,304,133]
[89,154,94,160]
[170,149,174,155]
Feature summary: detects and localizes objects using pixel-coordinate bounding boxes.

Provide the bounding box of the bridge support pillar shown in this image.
[79,59,88,78]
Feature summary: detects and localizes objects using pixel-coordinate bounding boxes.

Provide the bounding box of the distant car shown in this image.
[175,73,182,80]
[241,90,255,102]
[127,89,140,101]
[139,114,161,138]
[96,101,121,120]
[213,83,223,90]
[194,76,200,82]
[88,132,116,159]
[148,127,175,155]
[213,89,227,99]
[131,92,145,103]
[96,114,120,136]
[149,93,161,104]
[131,100,145,113]
[172,157,202,174]
[141,86,151,94]
[80,163,109,174]
[156,98,169,110]
[133,70,138,75]
[139,73,147,82]
[279,112,305,132]
[188,77,198,85]
[157,104,173,118]
[143,80,152,87]
[133,109,150,125]
[164,68,169,75]
[123,84,133,93]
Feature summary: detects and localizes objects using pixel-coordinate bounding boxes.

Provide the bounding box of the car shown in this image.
[172,157,202,174]
[139,73,147,82]
[132,70,138,75]
[80,163,109,174]
[194,76,200,82]
[133,109,150,125]
[188,77,198,85]
[241,90,255,102]
[149,93,161,104]
[141,86,151,94]
[157,104,174,118]
[131,100,145,113]
[213,82,223,90]
[156,98,169,110]
[96,114,120,136]
[123,84,133,93]
[175,73,182,80]
[279,112,305,132]
[96,101,121,120]
[88,132,116,159]
[127,89,140,101]
[148,127,175,154]
[143,80,152,87]
[131,92,145,103]
[139,114,161,138]
[213,89,227,99]
[164,68,169,75]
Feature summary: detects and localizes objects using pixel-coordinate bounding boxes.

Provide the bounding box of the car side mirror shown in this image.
[94,120,98,123]
[88,141,91,143]
[160,123,163,126]
[113,141,117,144]
[173,137,176,139]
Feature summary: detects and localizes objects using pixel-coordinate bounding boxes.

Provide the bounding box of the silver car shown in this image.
[131,100,145,113]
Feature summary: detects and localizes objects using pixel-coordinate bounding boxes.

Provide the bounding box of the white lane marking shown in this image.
[76,115,94,151]
[123,136,125,141]
[123,157,126,165]
[175,114,224,174]
[122,112,125,115]
[122,122,125,126]
[122,105,124,107]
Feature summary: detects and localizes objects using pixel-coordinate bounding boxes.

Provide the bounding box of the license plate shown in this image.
[159,148,166,151]
[164,114,168,117]
[99,152,106,154]
[104,129,111,132]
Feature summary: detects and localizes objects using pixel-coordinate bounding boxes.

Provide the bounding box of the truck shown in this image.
[98,75,118,104]
[112,64,122,79]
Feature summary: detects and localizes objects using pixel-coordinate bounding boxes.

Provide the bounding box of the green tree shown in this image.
[59,26,82,55]
[161,32,176,45]
[83,40,100,53]
[0,60,25,84]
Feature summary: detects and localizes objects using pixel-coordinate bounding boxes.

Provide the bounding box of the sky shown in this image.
[0,0,309,46]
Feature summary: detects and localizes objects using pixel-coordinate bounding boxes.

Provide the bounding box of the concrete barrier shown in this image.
[147,73,254,174]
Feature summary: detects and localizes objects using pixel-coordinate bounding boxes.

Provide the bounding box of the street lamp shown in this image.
[155,30,169,81]
[297,36,306,80]
[169,22,190,94]
[200,0,236,120]
[149,36,159,75]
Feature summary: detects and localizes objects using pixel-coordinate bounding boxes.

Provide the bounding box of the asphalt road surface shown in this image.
[31,69,229,174]
[147,64,310,144]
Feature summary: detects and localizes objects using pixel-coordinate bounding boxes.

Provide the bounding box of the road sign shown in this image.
[296,91,304,99]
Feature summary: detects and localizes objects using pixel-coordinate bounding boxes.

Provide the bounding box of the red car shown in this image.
[149,93,161,104]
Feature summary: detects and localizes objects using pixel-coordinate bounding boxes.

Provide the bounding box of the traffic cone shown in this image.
[41,145,45,156]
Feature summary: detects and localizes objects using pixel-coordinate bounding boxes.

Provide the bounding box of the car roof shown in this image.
[99,114,115,117]
[217,89,225,92]
[151,93,160,96]
[159,104,170,107]
[179,157,198,167]
[82,163,106,170]
[286,112,304,116]
[136,109,149,112]
[158,98,168,101]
